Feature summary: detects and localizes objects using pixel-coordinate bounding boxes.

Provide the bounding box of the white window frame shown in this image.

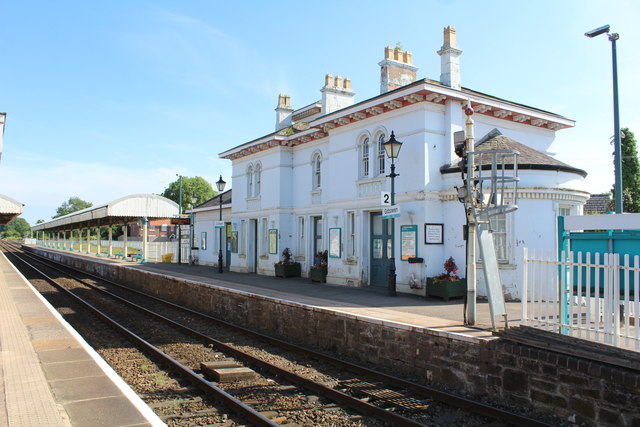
[558,204,573,217]
[254,163,262,196]
[347,211,356,258]
[478,212,510,263]
[240,219,246,255]
[297,216,306,258]
[311,151,322,189]
[377,133,386,176]
[247,165,254,199]
[361,137,370,178]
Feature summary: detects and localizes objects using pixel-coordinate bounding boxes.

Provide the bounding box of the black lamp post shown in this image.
[383,131,402,296]
[176,174,183,264]
[189,194,197,266]
[585,25,622,214]
[216,175,226,273]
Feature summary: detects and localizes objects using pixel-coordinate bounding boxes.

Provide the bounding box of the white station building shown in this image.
[211,27,587,299]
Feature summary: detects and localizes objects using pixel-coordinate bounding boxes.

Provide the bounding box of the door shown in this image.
[225,223,231,268]
[312,216,323,263]
[248,219,258,273]
[370,212,392,287]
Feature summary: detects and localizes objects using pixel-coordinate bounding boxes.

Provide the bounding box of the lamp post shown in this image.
[585,25,622,214]
[383,131,402,296]
[176,174,183,264]
[189,194,197,266]
[216,175,226,274]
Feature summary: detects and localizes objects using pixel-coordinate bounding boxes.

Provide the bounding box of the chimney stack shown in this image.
[437,26,462,90]
[321,74,355,115]
[275,94,293,131]
[378,46,418,94]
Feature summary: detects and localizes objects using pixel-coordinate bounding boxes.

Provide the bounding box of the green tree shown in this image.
[0,217,31,239]
[36,219,45,224]
[162,176,216,213]
[54,197,93,218]
[610,128,640,213]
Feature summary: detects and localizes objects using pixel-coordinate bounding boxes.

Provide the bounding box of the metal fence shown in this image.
[522,248,639,350]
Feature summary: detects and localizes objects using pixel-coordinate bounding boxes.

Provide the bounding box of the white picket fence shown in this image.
[35,239,188,263]
[522,248,640,350]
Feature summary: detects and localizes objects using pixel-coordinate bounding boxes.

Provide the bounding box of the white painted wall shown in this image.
[222,95,587,299]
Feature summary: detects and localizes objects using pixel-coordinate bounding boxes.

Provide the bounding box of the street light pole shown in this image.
[585,25,622,213]
[216,175,226,274]
[611,32,622,214]
[176,174,183,264]
[189,194,197,266]
[383,131,402,297]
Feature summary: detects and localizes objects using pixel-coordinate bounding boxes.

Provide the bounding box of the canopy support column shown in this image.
[85,228,90,254]
[96,227,101,256]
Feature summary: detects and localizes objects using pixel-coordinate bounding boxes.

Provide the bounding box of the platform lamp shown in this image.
[189,194,197,266]
[585,25,622,214]
[216,175,226,273]
[383,131,402,296]
[176,174,183,264]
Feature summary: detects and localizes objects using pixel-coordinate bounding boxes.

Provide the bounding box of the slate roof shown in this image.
[194,189,232,210]
[440,129,587,177]
[583,193,611,214]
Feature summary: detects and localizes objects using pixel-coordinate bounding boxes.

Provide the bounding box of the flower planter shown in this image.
[426,278,466,301]
[274,263,301,278]
[310,266,327,283]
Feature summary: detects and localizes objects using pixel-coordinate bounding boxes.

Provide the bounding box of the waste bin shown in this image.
[162,253,174,263]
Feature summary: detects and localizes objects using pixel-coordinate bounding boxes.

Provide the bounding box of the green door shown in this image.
[370,212,392,287]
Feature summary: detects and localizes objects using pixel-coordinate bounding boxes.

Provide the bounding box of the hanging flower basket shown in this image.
[427,256,466,301]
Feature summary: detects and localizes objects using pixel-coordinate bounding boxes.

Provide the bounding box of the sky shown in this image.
[1,0,639,225]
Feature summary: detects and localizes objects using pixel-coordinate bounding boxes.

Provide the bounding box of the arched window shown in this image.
[361,137,370,178]
[254,163,262,196]
[377,133,386,176]
[312,152,321,189]
[247,164,254,198]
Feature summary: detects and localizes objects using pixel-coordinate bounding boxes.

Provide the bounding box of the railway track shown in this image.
[2,242,558,426]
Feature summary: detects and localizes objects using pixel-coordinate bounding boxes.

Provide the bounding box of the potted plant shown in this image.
[310,250,328,283]
[274,248,301,278]
[427,256,466,300]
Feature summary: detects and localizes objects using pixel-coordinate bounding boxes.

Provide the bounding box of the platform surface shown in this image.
[130,261,522,339]
[0,251,163,427]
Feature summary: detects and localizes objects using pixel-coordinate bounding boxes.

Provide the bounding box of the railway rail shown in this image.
[2,241,558,426]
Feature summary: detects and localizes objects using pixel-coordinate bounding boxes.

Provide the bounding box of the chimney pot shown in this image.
[325,73,334,87]
[379,46,418,93]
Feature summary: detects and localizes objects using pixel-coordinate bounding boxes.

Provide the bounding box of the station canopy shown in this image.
[0,194,24,225]
[32,194,179,232]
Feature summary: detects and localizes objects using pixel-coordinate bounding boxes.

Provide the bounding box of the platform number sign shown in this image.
[381,191,391,206]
